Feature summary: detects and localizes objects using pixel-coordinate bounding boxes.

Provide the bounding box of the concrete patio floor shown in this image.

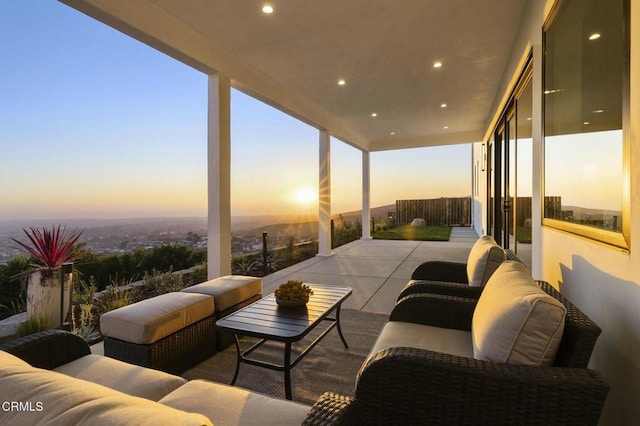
[261,227,479,315]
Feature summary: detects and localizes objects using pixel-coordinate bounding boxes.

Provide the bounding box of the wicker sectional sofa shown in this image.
[0,330,311,425]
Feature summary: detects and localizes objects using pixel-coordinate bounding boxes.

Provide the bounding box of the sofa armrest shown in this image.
[0,329,91,369]
[398,279,483,301]
[355,347,609,426]
[410,261,468,282]
[390,293,476,331]
[303,392,358,425]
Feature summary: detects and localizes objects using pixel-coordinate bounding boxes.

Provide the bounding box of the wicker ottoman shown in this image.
[181,275,262,350]
[100,292,216,374]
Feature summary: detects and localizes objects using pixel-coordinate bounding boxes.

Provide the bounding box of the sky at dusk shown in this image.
[1,2,471,222]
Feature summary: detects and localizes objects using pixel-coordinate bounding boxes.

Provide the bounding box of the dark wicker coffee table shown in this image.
[215,283,352,400]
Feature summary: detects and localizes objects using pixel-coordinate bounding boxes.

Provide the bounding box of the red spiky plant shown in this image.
[12,225,82,271]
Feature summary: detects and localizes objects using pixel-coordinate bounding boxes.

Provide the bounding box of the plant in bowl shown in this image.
[274,280,313,307]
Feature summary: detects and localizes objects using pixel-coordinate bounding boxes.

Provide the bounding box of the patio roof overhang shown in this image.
[59,0,529,151]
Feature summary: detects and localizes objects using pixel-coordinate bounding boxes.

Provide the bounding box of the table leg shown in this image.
[284,341,292,400]
[230,334,241,385]
[336,304,349,348]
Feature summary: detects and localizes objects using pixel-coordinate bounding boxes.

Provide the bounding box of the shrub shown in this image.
[0,255,30,320]
[74,244,205,291]
[143,270,191,295]
[95,278,137,315]
[137,244,206,275]
[188,264,208,285]
[15,314,48,337]
[332,216,362,248]
[72,276,98,307]
[255,253,281,275]
[70,303,100,344]
[231,255,260,275]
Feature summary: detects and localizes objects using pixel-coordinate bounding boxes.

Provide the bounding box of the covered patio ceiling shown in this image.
[60,0,528,152]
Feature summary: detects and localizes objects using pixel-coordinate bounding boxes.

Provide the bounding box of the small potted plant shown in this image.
[274,280,313,307]
[12,225,82,329]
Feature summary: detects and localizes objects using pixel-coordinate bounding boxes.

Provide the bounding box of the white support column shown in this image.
[361,150,372,239]
[318,129,332,256]
[207,73,232,278]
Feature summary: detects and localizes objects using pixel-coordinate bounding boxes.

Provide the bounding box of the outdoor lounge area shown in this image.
[2,0,639,424]
[0,230,610,424]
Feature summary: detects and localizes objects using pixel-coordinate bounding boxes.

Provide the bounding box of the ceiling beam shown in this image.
[368,131,480,152]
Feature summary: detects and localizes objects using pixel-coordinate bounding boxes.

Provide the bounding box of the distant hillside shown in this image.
[333,204,396,222]
[562,206,622,219]
[231,215,315,232]
[232,204,396,238]
[233,221,319,239]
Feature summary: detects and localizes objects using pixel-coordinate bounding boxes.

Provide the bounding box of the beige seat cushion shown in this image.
[0,363,211,425]
[182,275,262,312]
[160,379,310,426]
[369,321,474,360]
[54,354,187,401]
[100,292,214,344]
[0,349,31,367]
[472,261,566,366]
[466,235,506,286]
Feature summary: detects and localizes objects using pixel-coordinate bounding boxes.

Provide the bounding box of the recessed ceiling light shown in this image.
[544,88,563,95]
[433,61,442,68]
[583,121,591,125]
[592,109,604,113]
[440,103,447,108]
[443,126,449,129]
[390,132,396,135]
[262,4,274,14]
[338,79,346,86]
[371,113,378,117]
[588,33,601,41]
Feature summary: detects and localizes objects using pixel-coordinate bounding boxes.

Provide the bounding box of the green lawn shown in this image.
[373,225,452,241]
[516,226,532,243]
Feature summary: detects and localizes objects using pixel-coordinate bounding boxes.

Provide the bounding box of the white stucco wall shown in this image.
[472,0,640,424]
[471,142,487,235]
[540,3,640,424]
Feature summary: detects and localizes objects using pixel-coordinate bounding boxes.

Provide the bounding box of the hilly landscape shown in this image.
[0,205,397,263]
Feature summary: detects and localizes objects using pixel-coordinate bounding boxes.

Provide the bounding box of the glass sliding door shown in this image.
[514,77,533,267]
[487,60,533,268]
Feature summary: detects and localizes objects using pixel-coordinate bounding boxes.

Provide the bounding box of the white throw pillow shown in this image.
[466,235,506,286]
[472,261,566,366]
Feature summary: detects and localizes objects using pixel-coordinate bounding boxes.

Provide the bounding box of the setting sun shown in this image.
[292,186,317,205]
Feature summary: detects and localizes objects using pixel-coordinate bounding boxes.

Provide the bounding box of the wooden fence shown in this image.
[396,197,471,226]
[395,196,561,228]
[515,196,562,225]
[543,196,562,220]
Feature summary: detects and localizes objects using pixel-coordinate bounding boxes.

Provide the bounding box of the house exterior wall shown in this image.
[471,142,486,235]
[473,0,640,424]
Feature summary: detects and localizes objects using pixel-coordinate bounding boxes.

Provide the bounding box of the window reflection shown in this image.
[543,0,626,237]
[545,130,623,232]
